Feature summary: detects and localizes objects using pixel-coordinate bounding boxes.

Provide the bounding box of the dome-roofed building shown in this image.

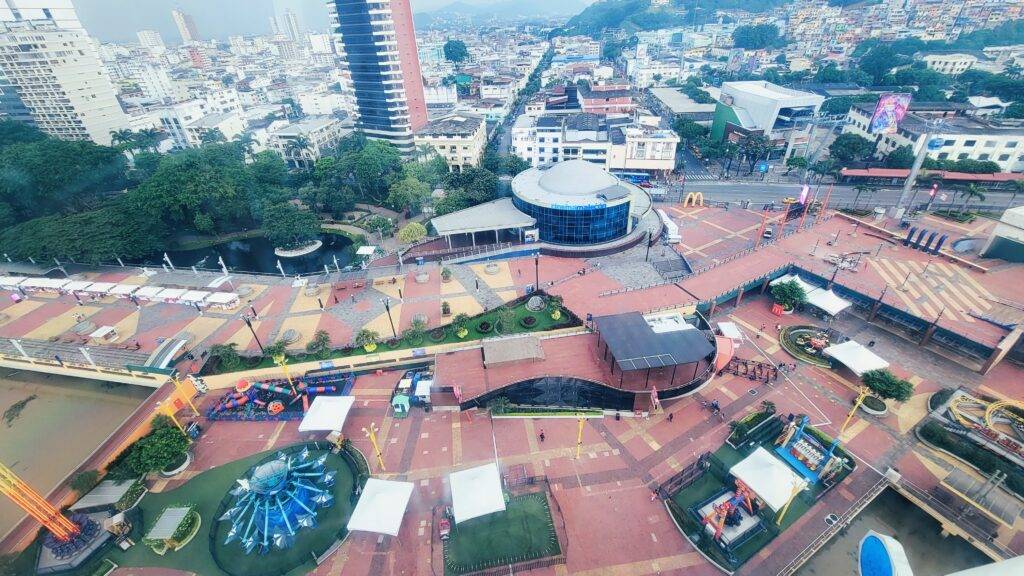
[511,160,651,245]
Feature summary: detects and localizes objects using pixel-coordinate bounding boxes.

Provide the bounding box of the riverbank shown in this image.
[0,371,151,539]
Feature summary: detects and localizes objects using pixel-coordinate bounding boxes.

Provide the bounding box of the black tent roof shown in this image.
[594,312,715,371]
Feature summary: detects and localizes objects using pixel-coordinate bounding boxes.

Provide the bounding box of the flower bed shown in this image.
[477,321,493,334]
[860,395,888,415]
[519,315,537,329]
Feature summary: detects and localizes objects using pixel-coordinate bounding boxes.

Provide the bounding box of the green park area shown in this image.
[4,444,361,576]
[443,492,561,575]
[205,293,577,375]
[666,422,853,572]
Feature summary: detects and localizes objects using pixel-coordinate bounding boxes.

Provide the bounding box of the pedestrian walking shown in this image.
[668,412,674,423]
[651,490,658,502]
[539,429,545,443]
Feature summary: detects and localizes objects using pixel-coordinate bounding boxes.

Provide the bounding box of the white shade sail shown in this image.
[449,462,505,524]
[771,273,851,316]
[730,447,807,511]
[346,478,415,536]
[823,340,889,377]
[298,396,355,433]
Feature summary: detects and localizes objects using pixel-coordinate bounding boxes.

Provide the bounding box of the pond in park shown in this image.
[136,233,355,276]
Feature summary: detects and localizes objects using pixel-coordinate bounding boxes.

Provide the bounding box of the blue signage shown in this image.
[757,161,770,173]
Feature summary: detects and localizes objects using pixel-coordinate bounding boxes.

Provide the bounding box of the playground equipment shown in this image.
[774,416,845,484]
[701,479,757,541]
[220,448,336,555]
[1,461,104,567]
[208,372,354,421]
[944,390,1024,465]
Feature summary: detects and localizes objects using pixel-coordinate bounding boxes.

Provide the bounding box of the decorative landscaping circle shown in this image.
[477,321,493,334]
[430,328,446,342]
[520,315,538,329]
[779,325,834,368]
[159,451,192,478]
[484,263,500,275]
[860,395,888,416]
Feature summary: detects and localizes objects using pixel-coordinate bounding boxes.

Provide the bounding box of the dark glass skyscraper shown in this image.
[327,0,427,154]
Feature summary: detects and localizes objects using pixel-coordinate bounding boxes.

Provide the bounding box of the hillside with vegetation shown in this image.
[558,0,790,38]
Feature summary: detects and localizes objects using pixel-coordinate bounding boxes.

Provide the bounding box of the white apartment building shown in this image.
[184,112,245,148]
[512,113,679,175]
[172,9,198,44]
[154,99,207,149]
[135,64,186,103]
[308,33,334,55]
[480,78,516,101]
[844,104,1024,173]
[204,88,243,115]
[0,0,82,30]
[297,91,346,116]
[918,51,979,75]
[268,116,350,170]
[0,16,129,146]
[414,114,486,172]
[424,82,458,108]
[137,29,165,55]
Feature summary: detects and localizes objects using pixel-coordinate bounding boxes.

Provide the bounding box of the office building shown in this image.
[414,114,487,172]
[844,103,1024,173]
[0,3,129,145]
[282,9,301,43]
[268,116,351,170]
[327,0,427,154]
[711,81,823,157]
[172,8,199,44]
[512,113,679,175]
[136,29,166,54]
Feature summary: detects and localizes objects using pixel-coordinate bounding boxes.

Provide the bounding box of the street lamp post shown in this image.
[894,118,945,218]
[381,297,397,338]
[242,315,264,354]
[534,252,540,290]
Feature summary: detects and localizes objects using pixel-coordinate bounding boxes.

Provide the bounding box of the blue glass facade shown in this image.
[330,1,396,134]
[512,197,631,245]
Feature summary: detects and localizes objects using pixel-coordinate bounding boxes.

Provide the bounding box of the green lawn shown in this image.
[204,293,577,375]
[15,445,357,576]
[443,492,560,575]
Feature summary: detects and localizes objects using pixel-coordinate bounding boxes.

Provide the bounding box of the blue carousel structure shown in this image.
[219,448,336,555]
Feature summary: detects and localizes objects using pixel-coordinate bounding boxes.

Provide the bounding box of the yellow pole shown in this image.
[575,415,585,459]
[840,387,869,435]
[775,481,804,526]
[159,402,186,435]
[364,423,385,471]
[171,374,199,416]
[273,354,298,396]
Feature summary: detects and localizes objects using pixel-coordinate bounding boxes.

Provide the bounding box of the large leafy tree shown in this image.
[732,24,783,50]
[861,369,913,403]
[443,40,469,64]
[858,45,898,84]
[883,145,915,169]
[828,133,876,164]
[444,167,499,204]
[386,175,431,213]
[262,203,320,249]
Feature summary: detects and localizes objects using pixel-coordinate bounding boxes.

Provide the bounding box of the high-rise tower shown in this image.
[171,8,199,44]
[327,0,427,154]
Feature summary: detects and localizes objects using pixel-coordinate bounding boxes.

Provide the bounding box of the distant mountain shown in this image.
[415,0,589,27]
[561,0,791,38]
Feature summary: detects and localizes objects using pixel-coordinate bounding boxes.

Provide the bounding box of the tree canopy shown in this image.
[828,133,877,164]
[262,203,320,249]
[732,24,784,50]
[443,39,469,64]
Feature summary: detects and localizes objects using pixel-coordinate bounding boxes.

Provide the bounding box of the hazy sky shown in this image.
[73,0,584,43]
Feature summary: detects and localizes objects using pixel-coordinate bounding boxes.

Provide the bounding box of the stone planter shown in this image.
[159,451,193,478]
[859,396,889,416]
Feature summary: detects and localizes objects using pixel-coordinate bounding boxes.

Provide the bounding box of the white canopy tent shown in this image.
[83,282,117,294]
[346,478,415,536]
[0,276,26,290]
[805,288,851,316]
[823,340,890,377]
[179,290,211,305]
[298,395,355,433]
[133,286,163,300]
[717,321,743,342]
[109,284,140,297]
[62,280,93,292]
[770,274,851,316]
[730,447,807,511]
[449,463,505,524]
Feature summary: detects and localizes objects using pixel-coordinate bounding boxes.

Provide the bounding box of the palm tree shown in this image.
[1008,180,1024,208]
[200,128,227,145]
[234,131,256,159]
[135,128,164,152]
[109,129,137,153]
[852,185,874,210]
[285,136,311,169]
[959,183,986,213]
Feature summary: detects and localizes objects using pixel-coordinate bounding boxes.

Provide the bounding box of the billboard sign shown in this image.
[868,93,912,135]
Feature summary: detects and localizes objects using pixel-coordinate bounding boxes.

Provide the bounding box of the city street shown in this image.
[680,180,1024,211]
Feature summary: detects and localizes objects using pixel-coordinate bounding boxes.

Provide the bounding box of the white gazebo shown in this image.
[449,462,505,524]
[298,396,355,434]
[346,478,415,536]
[729,447,807,511]
[823,340,890,377]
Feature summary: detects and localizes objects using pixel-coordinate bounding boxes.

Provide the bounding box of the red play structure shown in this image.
[701,479,756,540]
